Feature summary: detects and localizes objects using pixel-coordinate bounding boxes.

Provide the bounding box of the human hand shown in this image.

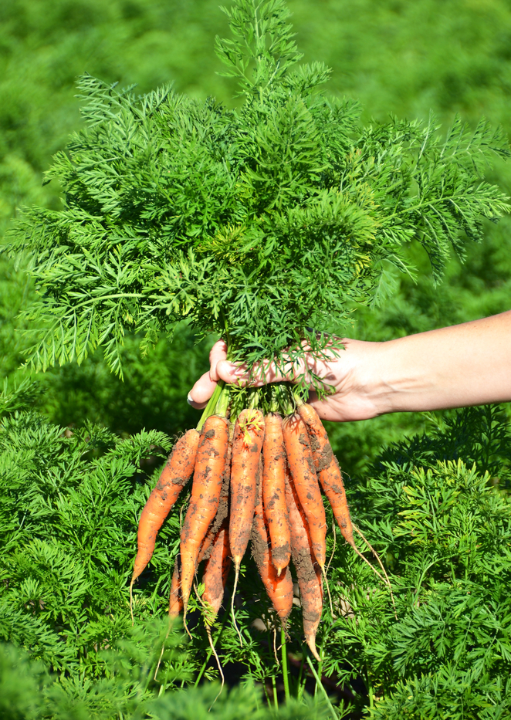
[187,337,387,422]
[189,310,511,420]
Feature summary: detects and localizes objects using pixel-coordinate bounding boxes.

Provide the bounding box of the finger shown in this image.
[215,355,308,386]
[188,371,218,409]
[215,349,341,388]
[209,339,228,382]
[307,390,339,421]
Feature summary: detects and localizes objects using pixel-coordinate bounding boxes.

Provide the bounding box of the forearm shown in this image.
[371,310,511,414]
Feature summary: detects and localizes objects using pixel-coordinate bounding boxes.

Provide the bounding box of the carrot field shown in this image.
[1,1,511,718]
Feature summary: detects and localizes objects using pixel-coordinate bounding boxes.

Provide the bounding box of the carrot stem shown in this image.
[281,627,290,704]
[215,383,231,417]
[197,380,225,431]
[306,657,338,720]
[297,652,305,700]
[272,675,279,709]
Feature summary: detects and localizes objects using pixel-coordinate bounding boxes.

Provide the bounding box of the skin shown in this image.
[188,311,511,421]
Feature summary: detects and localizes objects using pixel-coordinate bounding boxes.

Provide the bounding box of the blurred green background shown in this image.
[1,0,510,475]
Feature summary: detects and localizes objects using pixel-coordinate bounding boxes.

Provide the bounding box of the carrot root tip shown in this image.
[306,634,320,662]
[129,579,135,626]
[231,567,244,646]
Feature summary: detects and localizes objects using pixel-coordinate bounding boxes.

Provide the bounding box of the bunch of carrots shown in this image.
[130,387,387,663]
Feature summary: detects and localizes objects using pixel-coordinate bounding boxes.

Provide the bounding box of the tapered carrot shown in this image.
[282,413,327,569]
[180,415,229,612]
[262,413,291,575]
[203,522,231,619]
[297,403,354,545]
[229,409,265,569]
[198,424,233,564]
[229,410,264,572]
[284,466,322,661]
[169,554,182,618]
[201,521,231,702]
[296,402,395,607]
[229,409,265,643]
[131,429,200,585]
[251,458,293,626]
[154,553,182,681]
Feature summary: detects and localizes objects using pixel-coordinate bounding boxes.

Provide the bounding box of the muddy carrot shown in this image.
[180,415,229,611]
[297,402,354,546]
[229,409,265,569]
[131,429,200,585]
[282,413,327,569]
[198,423,233,564]
[262,412,291,575]
[284,466,323,661]
[203,522,231,619]
[169,554,183,618]
[201,521,231,700]
[229,409,265,643]
[252,459,294,626]
[298,402,396,604]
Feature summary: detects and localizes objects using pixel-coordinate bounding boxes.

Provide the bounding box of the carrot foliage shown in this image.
[1,382,511,718]
[6,0,510,391]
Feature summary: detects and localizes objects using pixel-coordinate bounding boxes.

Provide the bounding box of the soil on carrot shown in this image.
[272,542,290,565]
[250,525,268,569]
[316,445,334,473]
[292,547,318,584]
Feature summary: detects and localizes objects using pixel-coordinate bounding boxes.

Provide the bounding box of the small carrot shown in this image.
[297,403,354,545]
[131,429,200,585]
[201,521,231,704]
[284,466,323,661]
[282,413,327,569]
[180,415,230,612]
[251,458,294,627]
[154,553,183,681]
[169,554,182,618]
[202,522,232,620]
[262,413,291,575]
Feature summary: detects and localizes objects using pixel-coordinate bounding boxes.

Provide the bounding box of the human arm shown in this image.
[188,310,511,421]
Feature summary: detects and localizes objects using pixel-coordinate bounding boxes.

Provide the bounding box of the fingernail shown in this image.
[187,393,194,405]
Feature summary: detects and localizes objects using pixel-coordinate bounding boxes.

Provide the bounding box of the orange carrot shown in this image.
[262,412,291,575]
[198,424,232,564]
[180,415,229,611]
[297,402,396,607]
[229,409,265,644]
[201,520,231,700]
[251,458,294,626]
[297,403,354,545]
[282,413,327,569]
[202,522,231,619]
[229,409,265,570]
[169,554,183,618]
[284,466,323,661]
[131,429,199,585]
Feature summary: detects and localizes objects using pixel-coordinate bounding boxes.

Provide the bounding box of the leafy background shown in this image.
[2,0,511,471]
[1,0,511,717]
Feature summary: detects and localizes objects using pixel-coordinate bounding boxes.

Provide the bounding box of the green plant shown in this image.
[7,0,510,409]
[1,373,511,718]
[2,1,511,717]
